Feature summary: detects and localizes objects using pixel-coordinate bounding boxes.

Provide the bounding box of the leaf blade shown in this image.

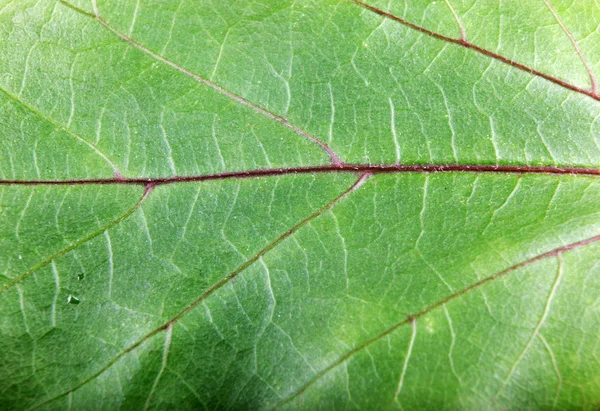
[1,0,599,409]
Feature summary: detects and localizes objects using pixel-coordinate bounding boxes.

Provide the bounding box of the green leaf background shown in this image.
[1,0,600,409]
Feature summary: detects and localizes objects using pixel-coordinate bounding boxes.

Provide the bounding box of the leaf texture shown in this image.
[1,0,599,409]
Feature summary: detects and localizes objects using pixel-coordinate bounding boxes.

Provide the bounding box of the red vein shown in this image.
[7,1,600,404]
[542,0,598,95]
[349,0,600,101]
[57,0,341,165]
[0,184,152,294]
[1,163,600,187]
[274,233,600,408]
[28,174,369,410]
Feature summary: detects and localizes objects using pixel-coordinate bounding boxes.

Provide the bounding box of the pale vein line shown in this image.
[444,0,466,41]
[104,231,114,300]
[18,44,36,96]
[138,207,153,247]
[129,0,141,36]
[170,185,201,259]
[482,177,521,235]
[1,186,151,293]
[273,234,600,409]
[17,285,31,336]
[330,210,349,290]
[57,0,341,165]
[443,305,461,384]
[493,254,564,402]
[542,0,598,95]
[328,82,335,146]
[159,110,177,175]
[32,141,41,178]
[435,82,458,163]
[144,323,173,411]
[29,174,370,410]
[51,261,60,327]
[202,301,225,340]
[394,319,417,402]
[416,249,454,293]
[16,282,37,375]
[258,256,275,332]
[95,106,105,145]
[415,173,429,250]
[211,115,226,170]
[169,369,204,405]
[66,58,77,128]
[0,85,119,174]
[210,27,230,81]
[489,116,500,164]
[538,333,562,410]
[160,0,185,55]
[272,322,316,373]
[15,189,34,241]
[388,97,401,164]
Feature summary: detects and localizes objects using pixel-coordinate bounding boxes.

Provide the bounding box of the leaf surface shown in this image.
[1,0,599,409]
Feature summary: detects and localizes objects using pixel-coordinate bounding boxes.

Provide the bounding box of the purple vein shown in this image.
[542,0,598,95]
[1,163,600,186]
[273,233,600,408]
[349,0,600,101]
[28,173,370,410]
[0,184,152,294]
[57,0,341,166]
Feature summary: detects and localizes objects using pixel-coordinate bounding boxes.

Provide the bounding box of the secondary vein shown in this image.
[273,233,600,408]
[349,0,600,102]
[57,0,341,165]
[28,173,369,410]
[0,184,151,294]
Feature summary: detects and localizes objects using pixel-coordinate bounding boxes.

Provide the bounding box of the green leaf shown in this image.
[1,0,599,409]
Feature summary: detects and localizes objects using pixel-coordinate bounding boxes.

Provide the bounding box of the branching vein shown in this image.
[1,185,151,294]
[542,0,598,95]
[57,0,342,165]
[28,174,370,410]
[273,234,600,408]
[492,253,565,402]
[348,0,600,101]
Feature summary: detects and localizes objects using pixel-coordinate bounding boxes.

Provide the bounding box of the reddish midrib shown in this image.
[1,163,600,186]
